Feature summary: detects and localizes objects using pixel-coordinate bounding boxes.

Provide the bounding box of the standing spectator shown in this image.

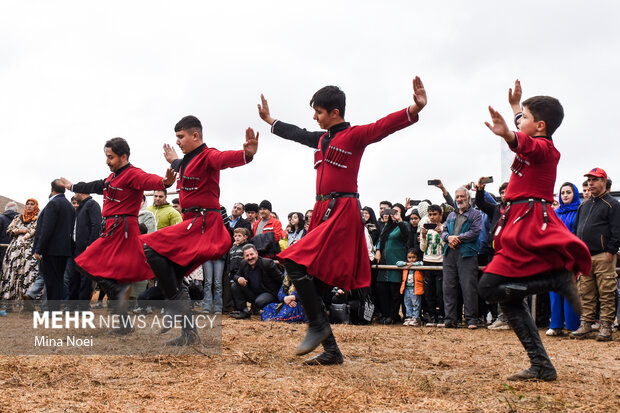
[304,209,313,231]
[582,180,591,201]
[171,198,181,214]
[375,203,409,324]
[377,201,393,233]
[230,244,283,319]
[244,203,259,226]
[420,204,445,326]
[251,200,283,258]
[547,182,581,336]
[228,202,252,240]
[68,193,101,310]
[440,187,482,329]
[147,189,182,230]
[33,180,75,306]
[362,206,380,246]
[398,249,424,326]
[138,195,156,234]
[0,199,39,300]
[287,212,307,247]
[571,168,620,341]
[0,202,19,266]
[407,209,421,253]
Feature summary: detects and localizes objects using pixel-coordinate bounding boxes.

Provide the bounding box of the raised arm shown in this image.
[485,106,517,147]
[61,177,106,195]
[258,94,323,148]
[407,76,427,119]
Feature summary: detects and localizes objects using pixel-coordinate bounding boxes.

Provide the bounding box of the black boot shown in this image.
[286,261,332,356]
[504,271,581,315]
[96,278,130,313]
[501,300,557,381]
[303,333,344,365]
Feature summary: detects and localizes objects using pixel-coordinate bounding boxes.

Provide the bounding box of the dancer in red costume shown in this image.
[478,80,591,381]
[142,115,258,345]
[60,138,175,328]
[258,77,427,364]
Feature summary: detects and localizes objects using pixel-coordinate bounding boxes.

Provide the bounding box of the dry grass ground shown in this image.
[0,316,618,412]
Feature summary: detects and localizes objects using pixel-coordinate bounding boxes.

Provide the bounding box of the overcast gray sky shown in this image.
[2,1,618,216]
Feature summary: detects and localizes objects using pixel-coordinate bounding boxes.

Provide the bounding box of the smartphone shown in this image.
[427,179,441,186]
[423,223,437,230]
[480,176,494,184]
[383,208,396,216]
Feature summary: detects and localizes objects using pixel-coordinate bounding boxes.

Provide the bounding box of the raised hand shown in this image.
[485,106,515,144]
[163,143,179,164]
[257,94,275,125]
[508,79,522,107]
[59,177,73,190]
[163,168,177,188]
[243,127,259,158]
[409,76,427,116]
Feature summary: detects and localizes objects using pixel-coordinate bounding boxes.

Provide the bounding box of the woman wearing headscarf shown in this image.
[0,199,40,300]
[375,203,410,324]
[362,206,380,246]
[546,182,581,336]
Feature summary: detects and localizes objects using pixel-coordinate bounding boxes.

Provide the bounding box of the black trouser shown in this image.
[423,261,444,323]
[143,246,190,300]
[40,255,69,306]
[137,285,165,308]
[477,252,497,322]
[230,283,276,311]
[69,254,93,305]
[376,281,402,321]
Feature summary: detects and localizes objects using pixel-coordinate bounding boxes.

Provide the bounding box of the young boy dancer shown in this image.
[61,138,176,327]
[258,77,426,364]
[141,116,258,345]
[478,80,591,381]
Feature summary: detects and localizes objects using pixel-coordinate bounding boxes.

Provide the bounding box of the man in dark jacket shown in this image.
[570,168,620,341]
[68,193,102,309]
[227,202,252,241]
[33,180,76,307]
[0,202,19,265]
[230,244,283,319]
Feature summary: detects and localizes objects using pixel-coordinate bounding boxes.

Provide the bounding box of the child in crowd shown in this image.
[397,249,424,326]
[420,204,445,326]
[223,227,250,313]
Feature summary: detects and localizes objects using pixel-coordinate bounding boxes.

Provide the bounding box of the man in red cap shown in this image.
[570,167,620,341]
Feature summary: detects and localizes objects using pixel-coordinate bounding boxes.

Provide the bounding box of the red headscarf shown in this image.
[21,198,39,224]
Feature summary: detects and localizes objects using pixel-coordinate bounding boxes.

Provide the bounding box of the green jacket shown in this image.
[147,203,182,230]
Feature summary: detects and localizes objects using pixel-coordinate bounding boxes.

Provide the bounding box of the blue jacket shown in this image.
[441,207,482,258]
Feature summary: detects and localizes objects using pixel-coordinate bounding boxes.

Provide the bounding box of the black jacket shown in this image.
[0,210,19,245]
[574,192,620,255]
[233,257,283,297]
[74,197,102,255]
[475,189,503,247]
[228,216,252,239]
[33,194,75,257]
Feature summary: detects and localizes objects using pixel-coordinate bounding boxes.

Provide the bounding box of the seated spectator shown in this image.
[261,275,306,323]
[230,244,283,319]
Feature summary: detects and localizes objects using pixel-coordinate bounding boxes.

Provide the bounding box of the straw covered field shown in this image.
[0,316,618,412]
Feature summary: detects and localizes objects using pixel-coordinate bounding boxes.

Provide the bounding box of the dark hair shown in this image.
[422,199,432,205]
[172,198,179,205]
[51,179,65,194]
[142,194,146,202]
[154,189,167,196]
[104,137,130,158]
[393,203,406,216]
[362,206,379,227]
[407,249,419,259]
[288,212,305,233]
[499,182,509,193]
[606,178,612,190]
[379,200,393,208]
[582,180,589,187]
[174,115,203,138]
[427,204,442,214]
[522,96,564,137]
[310,86,346,118]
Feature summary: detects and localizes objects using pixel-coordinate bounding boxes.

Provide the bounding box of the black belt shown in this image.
[101,214,137,239]
[315,192,361,222]
[494,198,550,236]
[182,207,220,233]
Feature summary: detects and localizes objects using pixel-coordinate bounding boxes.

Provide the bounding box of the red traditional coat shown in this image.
[140,144,249,273]
[485,132,591,278]
[73,164,165,283]
[272,108,418,290]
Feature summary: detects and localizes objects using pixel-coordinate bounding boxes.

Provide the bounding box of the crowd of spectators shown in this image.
[1,174,618,341]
